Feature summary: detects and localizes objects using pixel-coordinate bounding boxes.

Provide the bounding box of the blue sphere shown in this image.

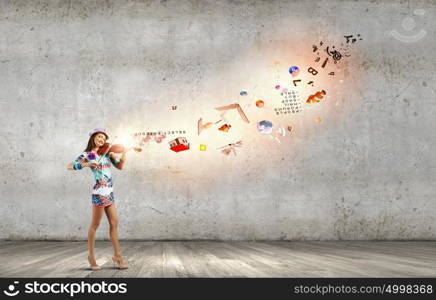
[289,66,300,75]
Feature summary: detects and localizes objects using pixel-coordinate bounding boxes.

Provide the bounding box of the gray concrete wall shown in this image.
[1,0,435,240]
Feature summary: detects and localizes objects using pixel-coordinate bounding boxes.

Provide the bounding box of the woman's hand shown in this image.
[67,159,98,170]
[87,162,98,169]
[80,159,98,169]
[122,147,133,154]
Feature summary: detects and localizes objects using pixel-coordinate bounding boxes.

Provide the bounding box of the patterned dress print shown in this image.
[73,151,120,207]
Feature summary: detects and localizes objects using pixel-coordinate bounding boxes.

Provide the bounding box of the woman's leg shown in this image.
[104,204,122,257]
[88,206,105,265]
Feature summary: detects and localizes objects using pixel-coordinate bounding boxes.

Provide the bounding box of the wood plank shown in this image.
[161,242,190,278]
[1,241,435,278]
[137,242,164,277]
[1,242,86,277]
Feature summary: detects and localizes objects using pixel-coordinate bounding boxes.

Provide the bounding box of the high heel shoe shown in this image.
[112,255,128,269]
[87,255,102,271]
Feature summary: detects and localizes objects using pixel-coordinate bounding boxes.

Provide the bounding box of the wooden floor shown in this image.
[0,241,435,278]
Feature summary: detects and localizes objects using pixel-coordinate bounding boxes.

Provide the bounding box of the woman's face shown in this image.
[93,133,107,148]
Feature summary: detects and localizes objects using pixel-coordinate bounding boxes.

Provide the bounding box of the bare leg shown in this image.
[104,204,121,256]
[105,204,127,269]
[88,206,105,267]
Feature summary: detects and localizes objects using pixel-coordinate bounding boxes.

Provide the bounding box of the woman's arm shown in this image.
[67,160,93,170]
[109,153,124,170]
[109,149,130,170]
[67,154,95,170]
[118,152,127,170]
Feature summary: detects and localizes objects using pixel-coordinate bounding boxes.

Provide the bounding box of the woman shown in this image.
[67,128,130,270]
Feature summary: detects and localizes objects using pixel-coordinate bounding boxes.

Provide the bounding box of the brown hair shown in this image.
[84,133,99,152]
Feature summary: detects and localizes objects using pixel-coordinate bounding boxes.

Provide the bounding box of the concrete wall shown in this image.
[1,0,435,240]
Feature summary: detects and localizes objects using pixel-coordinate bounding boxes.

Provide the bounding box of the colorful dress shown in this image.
[72,151,120,207]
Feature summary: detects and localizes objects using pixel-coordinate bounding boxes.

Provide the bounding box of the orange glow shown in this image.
[106,26,364,186]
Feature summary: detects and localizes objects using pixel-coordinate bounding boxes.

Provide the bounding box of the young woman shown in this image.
[67,128,130,270]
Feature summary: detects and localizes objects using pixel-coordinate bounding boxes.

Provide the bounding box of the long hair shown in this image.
[84,133,100,152]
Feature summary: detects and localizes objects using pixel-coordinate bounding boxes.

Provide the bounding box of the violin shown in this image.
[97,143,142,156]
